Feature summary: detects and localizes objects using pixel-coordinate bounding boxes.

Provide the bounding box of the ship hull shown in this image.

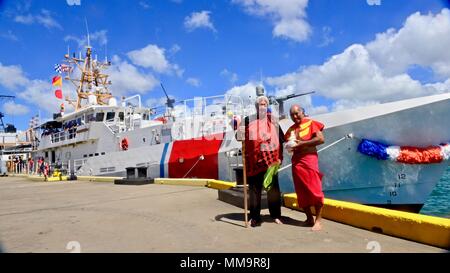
[278,93,450,210]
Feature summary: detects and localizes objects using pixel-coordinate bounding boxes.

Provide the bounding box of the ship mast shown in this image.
[63,29,112,111]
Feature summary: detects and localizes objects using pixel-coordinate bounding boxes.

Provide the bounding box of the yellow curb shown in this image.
[283,193,450,249]
[206,180,237,190]
[46,176,69,182]
[77,176,122,182]
[154,178,237,190]
[154,178,209,187]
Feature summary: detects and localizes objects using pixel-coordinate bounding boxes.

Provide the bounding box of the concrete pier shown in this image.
[0,176,446,253]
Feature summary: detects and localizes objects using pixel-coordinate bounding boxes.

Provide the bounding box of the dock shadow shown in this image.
[214,213,305,228]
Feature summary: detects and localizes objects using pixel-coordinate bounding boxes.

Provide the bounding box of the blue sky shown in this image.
[1,0,450,130]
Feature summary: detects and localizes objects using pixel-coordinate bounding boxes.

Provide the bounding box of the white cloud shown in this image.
[0,30,19,41]
[222,81,325,116]
[64,30,108,49]
[127,44,169,72]
[307,105,329,115]
[90,30,108,46]
[2,101,29,116]
[366,9,450,77]
[0,43,179,117]
[232,0,311,42]
[14,9,62,30]
[267,44,427,104]
[14,14,33,24]
[172,64,185,78]
[367,0,381,6]
[0,62,75,114]
[318,26,334,47]
[127,44,183,76]
[1,55,160,116]
[0,62,29,89]
[107,55,159,96]
[67,0,81,6]
[265,9,450,112]
[224,82,261,106]
[424,78,450,93]
[184,11,216,32]
[220,69,239,84]
[169,44,181,55]
[139,1,150,9]
[4,55,160,115]
[146,97,168,108]
[186,77,201,87]
[17,80,70,115]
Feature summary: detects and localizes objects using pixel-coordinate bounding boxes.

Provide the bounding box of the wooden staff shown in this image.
[241,140,249,228]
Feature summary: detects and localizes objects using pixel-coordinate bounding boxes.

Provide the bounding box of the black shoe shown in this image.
[250,219,261,227]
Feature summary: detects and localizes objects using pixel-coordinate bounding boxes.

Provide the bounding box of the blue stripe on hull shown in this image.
[160,143,169,178]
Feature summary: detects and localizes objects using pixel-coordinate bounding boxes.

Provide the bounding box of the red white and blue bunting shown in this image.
[357,139,450,164]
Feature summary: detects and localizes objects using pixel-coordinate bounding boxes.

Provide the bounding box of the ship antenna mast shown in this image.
[85,18,91,48]
[63,19,113,111]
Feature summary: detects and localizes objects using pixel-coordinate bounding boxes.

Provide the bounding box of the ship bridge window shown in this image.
[87,113,95,123]
[119,112,124,121]
[106,112,115,121]
[96,112,105,122]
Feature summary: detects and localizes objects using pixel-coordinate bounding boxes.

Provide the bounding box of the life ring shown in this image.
[121,137,129,151]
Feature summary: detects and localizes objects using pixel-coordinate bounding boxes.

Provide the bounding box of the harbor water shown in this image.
[420,166,450,218]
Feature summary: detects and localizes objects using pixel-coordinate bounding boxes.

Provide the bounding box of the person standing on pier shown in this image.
[285,105,325,231]
[236,95,284,227]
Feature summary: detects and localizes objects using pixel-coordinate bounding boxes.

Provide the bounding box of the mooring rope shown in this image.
[182,155,205,178]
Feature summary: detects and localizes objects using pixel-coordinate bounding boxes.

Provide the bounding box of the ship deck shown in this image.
[0,176,445,253]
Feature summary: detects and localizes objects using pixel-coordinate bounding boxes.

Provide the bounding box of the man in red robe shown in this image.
[236,96,284,227]
[285,105,325,231]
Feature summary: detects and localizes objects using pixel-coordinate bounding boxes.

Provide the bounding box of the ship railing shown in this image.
[173,94,247,120]
[10,160,32,175]
[74,158,88,174]
[103,119,120,134]
[51,129,77,144]
[123,94,142,108]
[49,161,71,176]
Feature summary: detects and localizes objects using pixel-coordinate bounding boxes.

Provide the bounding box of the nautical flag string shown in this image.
[55,89,63,99]
[52,76,62,86]
[357,139,450,164]
[54,64,72,74]
[29,115,39,128]
[54,64,62,73]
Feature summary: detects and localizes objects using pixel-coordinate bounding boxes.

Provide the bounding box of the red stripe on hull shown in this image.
[168,134,224,179]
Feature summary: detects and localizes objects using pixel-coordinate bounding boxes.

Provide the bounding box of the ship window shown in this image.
[119,112,124,121]
[96,112,105,122]
[87,114,95,123]
[106,112,115,121]
[89,154,93,157]
[101,152,105,155]
[83,154,87,158]
[95,153,99,156]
